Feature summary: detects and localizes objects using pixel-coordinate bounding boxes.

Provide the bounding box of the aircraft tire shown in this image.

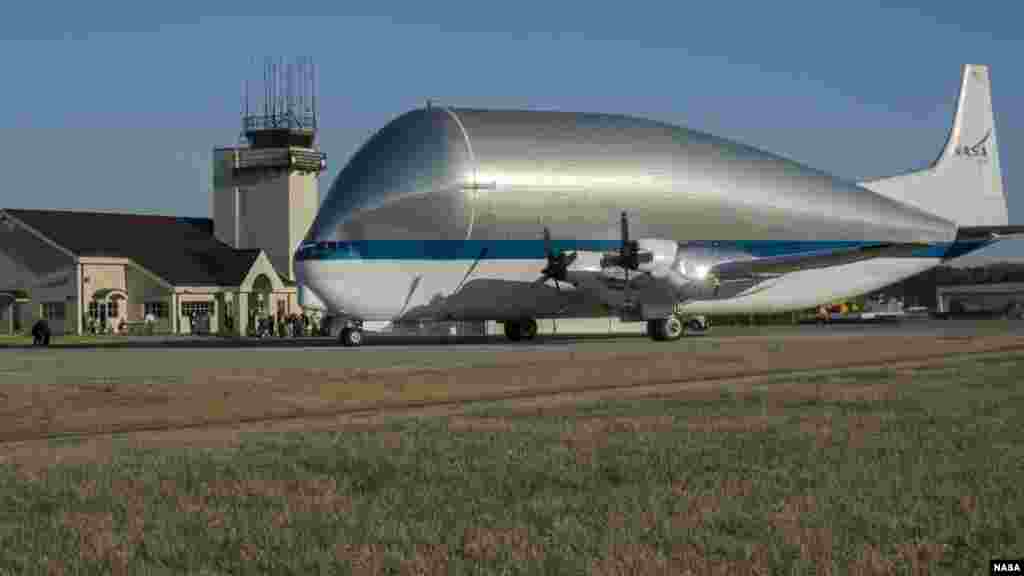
[521,318,538,340]
[650,315,683,342]
[647,319,665,341]
[503,321,523,342]
[340,327,364,347]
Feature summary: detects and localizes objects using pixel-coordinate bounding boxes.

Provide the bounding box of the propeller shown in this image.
[536,227,577,292]
[599,212,652,310]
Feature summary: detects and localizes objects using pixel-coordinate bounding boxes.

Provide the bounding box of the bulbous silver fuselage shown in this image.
[305,107,955,246]
[297,107,957,320]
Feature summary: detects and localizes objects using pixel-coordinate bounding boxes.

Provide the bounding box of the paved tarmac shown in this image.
[1,318,1022,372]
[3,318,1024,354]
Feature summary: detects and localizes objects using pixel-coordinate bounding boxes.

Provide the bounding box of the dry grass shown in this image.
[561,415,677,465]
[800,414,836,448]
[795,413,885,449]
[334,543,386,575]
[1,340,1022,573]
[446,416,515,433]
[1,333,1022,446]
[758,381,902,405]
[61,477,149,575]
[401,543,450,575]
[684,414,773,433]
[670,477,756,530]
[593,541,773,576]
[849,544,897,575]
[461,526,544,563]
[769,495,833,572]
[894,541,949,576]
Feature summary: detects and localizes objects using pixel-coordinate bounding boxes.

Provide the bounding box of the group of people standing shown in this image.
[26,310,327,347]
[249,311,324,338]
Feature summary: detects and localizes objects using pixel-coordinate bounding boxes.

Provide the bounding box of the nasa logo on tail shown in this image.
[956,129,991,160]
[990,559,1023,575]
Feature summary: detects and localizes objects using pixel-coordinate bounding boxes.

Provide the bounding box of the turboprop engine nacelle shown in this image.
[635,238,701,294]
[636,239,723,299]
[635,239,678,273]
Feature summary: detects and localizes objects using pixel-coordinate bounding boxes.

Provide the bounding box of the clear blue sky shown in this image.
[1,1,1022,257]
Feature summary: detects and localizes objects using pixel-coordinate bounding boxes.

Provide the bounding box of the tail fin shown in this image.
[859,64,1007,227]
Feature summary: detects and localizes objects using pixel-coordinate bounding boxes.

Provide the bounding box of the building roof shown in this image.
[0,289,30,301]
[3,209,269,286]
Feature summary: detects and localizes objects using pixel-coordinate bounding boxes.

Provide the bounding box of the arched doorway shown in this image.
[90,288,128,334]
[250,274,273,335]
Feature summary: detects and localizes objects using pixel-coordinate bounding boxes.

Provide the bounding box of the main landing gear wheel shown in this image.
[503,318,538,342]
[648,314,684,342]
[686,317,709,333]
[647,319,663,341]
[340,327,364,347]
[522,318,538,340]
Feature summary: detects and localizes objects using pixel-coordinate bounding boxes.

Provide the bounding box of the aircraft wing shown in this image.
[956,225,1024,242]
[563,269,628,309]
[542,242,932,314]
[710,242,931,281]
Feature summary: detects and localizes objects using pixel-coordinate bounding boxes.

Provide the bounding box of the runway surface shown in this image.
[1,319,1022,379]
[4,317,1023,356]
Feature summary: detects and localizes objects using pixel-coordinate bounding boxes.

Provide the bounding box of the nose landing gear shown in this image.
[340,327,363,347]
[338,318,365,347]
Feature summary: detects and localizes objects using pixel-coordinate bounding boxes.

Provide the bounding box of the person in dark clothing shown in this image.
[31,319,51,346]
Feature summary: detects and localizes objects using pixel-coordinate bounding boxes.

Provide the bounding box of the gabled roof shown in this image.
[3,209,268,286]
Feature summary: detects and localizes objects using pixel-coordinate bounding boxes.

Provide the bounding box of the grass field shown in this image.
[1,353,1022,574]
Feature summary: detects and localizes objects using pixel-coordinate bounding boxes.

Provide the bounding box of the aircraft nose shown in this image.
[294,241,339,310]
[293,241,400,320]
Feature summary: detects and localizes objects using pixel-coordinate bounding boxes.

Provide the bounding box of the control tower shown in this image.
[212,58,327,294]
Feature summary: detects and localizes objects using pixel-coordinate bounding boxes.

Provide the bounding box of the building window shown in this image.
[181,302,214,317]
[88,301,121,319]
[145,302,168,319]
[42,302,65,320]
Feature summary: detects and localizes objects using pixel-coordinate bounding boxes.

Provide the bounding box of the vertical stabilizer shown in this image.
[859,64,1007,227]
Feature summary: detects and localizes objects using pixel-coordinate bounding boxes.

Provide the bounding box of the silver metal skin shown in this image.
[305,107,957,248]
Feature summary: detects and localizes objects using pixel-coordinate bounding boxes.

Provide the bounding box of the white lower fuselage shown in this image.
[297,256,941,322]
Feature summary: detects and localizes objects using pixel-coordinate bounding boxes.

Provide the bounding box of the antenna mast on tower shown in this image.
[241,56,321,151]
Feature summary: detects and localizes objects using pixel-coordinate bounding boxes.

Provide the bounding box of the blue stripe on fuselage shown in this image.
[295,239,978,262]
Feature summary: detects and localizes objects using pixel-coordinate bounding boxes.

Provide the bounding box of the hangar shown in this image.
[937,282,1024,316]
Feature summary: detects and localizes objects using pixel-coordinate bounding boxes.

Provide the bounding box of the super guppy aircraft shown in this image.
[296,64,1020,347]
